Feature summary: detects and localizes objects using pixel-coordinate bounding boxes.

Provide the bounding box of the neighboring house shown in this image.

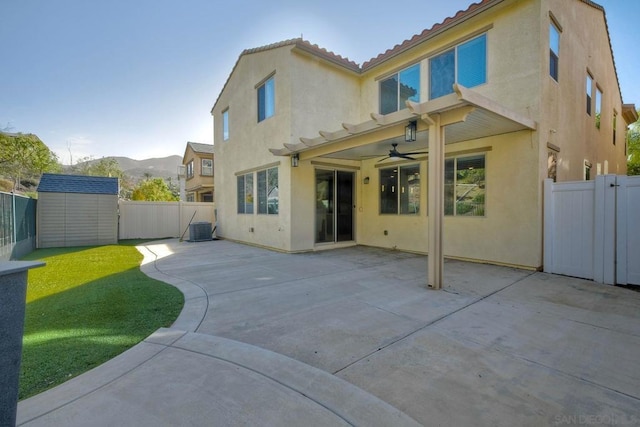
[37,173,119,248]
[182,142,214,202]
[210,0,637,283]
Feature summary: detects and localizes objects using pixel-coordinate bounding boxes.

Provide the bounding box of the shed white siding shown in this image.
[37,192,118,248]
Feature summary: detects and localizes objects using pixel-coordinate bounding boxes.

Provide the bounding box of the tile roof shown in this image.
[37,173,119,195]
[211,38,359,112]
[187,142,214,154]
[361,0,498,70]
[360,0,606,70]
[213,0,621,109]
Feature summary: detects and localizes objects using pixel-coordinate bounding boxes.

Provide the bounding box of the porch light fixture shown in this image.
[363,176,370,184]
[405,121,417,142]
[291,153,299,167]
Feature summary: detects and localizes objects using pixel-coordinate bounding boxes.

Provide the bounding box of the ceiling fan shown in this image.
[377,143,427,162]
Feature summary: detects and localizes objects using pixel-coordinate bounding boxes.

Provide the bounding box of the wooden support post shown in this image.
[426,114,444,289]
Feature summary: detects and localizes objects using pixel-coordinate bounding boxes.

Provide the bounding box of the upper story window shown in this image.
[380,64,420,115]
[549,22,560,81]
[429,33,487,99]
[586,74,593,116]
[595,87,602,129]
[613,111,617,145]
[380,164,420,214]
[222,109,229,140]
[201,158,213,176]
[257,76,275,122]
[186,160,194,179]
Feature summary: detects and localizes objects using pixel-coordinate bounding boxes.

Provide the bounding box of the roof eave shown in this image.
[361,0,505,71]
[622,104,638,125]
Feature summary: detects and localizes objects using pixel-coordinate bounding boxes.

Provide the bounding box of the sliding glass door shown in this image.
[315,170,354,244]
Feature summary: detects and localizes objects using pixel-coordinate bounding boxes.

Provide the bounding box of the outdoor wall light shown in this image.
[363,176,370,184]
[291,153,299,167]
[405,121,417,142]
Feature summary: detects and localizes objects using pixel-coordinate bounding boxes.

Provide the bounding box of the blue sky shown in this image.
[1,0,638,164]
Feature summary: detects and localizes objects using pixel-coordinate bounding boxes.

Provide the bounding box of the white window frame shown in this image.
[186,160,194,179]
[237,173,254,214]
[428,33,487,100]
[444,154,486,217]
[257,167,278,215]
[201,158,213,176]
[379,164,421,215]
[257,75,275,122]
[549,21,560,81]
[222,109,229,140]
[379,64,420,115]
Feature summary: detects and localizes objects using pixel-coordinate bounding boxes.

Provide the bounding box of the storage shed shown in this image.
[37,173,119,248]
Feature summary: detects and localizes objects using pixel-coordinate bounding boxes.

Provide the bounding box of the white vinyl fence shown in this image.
[118,201,216,240]
[544,175,640,285]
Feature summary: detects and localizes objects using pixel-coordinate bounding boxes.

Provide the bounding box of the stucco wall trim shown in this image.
[254,70,276,89]
[547,142,561,152]
[310,161,360,171]
[445,145,493,158]
[373,25,494,82]
[234,161,282,176]
[548,11,563,32]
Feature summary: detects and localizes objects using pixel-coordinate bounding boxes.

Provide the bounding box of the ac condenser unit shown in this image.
[189,222,212,242]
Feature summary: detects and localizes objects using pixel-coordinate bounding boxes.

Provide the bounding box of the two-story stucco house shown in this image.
[210,0,637,287]
[182,142,214,202]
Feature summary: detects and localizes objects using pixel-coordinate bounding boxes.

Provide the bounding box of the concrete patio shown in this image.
[17,239,640,426]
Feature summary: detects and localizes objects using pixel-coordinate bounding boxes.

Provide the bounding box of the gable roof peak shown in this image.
[362,0,499,70]
[187,141,214,154]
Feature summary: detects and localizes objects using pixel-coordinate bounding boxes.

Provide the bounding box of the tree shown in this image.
[70,156,133,198]
[628,111,640,176]
[131,178,178,201]
[71,156,125,179]
[0,132,61,190]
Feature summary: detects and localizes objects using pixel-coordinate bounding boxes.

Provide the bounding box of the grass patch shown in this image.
[19,241,184,400]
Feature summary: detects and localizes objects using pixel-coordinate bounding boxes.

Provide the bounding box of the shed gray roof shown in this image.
[37,173,119,195]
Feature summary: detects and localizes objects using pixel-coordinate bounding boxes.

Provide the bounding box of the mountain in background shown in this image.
[67,155,183,183]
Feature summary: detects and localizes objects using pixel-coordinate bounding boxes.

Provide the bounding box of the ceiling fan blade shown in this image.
[377,156,391,163]
[398,154,418,160]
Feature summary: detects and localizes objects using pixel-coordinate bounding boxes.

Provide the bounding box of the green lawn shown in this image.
[19,240,184,400]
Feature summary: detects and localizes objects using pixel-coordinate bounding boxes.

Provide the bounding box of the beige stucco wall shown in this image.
[211,0,626,269]
[212,44,361,252]
[350,0,543,268]
[542,0,628,181]
[212,46,290,250]
[183,145,214,202]
[355,131,539,268]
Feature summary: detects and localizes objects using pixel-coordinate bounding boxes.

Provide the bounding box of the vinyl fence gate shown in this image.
[544,175,640,285]
[0,192,37,261]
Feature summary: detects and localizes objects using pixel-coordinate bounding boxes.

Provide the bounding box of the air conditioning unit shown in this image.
[189,222,212,242]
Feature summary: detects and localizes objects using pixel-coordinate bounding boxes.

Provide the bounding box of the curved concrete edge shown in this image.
[18,328,420,426]
[17,331,182,425]
[136,241,207,332]
[164,330,422,427]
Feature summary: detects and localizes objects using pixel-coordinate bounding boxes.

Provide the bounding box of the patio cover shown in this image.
[270,84,537,289]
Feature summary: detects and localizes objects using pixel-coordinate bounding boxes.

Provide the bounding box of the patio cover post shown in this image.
[425,113,444,289]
